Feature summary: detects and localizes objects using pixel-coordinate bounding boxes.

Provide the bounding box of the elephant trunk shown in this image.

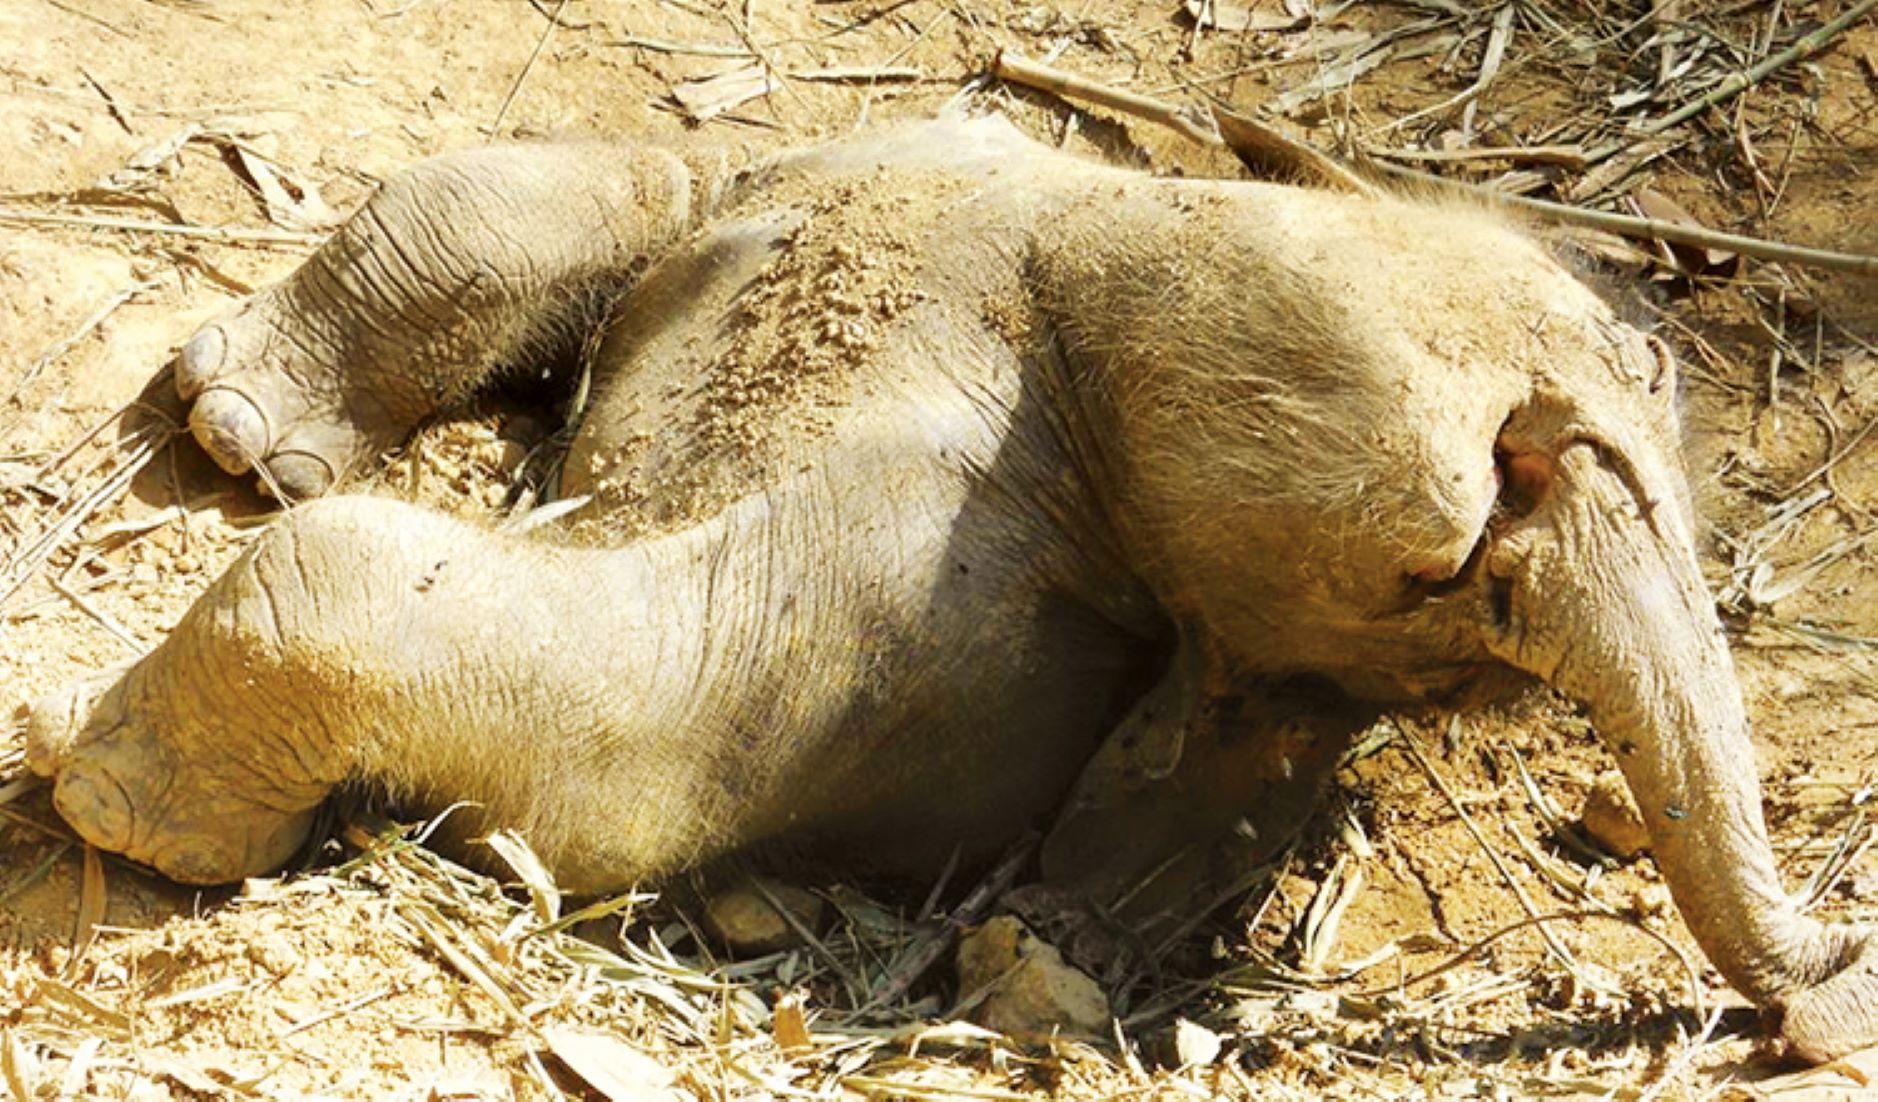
[1486,442,1878,1061]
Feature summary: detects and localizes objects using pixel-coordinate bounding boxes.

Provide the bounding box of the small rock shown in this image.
[701,879,825,956]
[1581,773,1650,859]
[1173,1018,1223,1067]
[956,915,1110,1040]
[245,931,299,976]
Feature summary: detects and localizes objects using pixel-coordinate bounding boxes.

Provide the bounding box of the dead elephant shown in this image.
[24,115,1878,1060]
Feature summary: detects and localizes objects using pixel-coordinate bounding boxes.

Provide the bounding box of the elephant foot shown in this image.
[25,658,325,885]
[175,291,404,502]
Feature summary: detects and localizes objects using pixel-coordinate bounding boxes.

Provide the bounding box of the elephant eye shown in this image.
[1494,443,1554,521]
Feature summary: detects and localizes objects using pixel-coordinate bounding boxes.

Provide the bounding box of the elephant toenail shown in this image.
[190,388,273,476]
[154,839,239,886]
[24,690,84,776]
[177,327,227,399]
[53,765,135,852]
[264,451,337,502]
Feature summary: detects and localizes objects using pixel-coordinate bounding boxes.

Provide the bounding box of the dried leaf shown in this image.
[148,1057,241,1097]
[541,1027,681,1101]
[85,505,185,548]
[1557,227,1656,271]
[1755,1044,1878,1097]
[897,1019,1004,1057]
[773,990,811,1051]
[56,1037,101,1099]
[402,900,528,1025]
[1182,0,1307,32]
[35,979,132,1037]
[143,975,249,1010]
[1566,135,1677,202]
[225,145,337,232]
[0,461,39,492]
[1297,852,1365,973]
[1630,187,1738,274]
[1211,104,1374,194]
[93,123,200,192]
[670,65,778,123]
[1282,26,1369,58]
[483,828,561,924]
[2,1031,38,1102]
[1174,1018,1223,1067]
[1269,45,1394,115]
[70,844,107,968]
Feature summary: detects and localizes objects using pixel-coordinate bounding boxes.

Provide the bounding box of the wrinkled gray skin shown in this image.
[25,117,1878,1059]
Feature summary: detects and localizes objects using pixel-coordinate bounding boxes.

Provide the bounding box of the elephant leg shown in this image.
[1041,639,1377,931]
[177,142,698,500]
[23,495,693,886]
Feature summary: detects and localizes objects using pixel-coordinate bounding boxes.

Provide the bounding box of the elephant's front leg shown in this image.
[1041,638,1378,926]
[26,499,404,881]
[179,143,698,500]
[24,496,681,885]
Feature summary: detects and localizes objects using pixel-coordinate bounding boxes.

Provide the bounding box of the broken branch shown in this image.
[988,52,1878,276]
[993,49,1219,147]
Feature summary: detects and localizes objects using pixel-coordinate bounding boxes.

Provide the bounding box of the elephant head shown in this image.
[1041,178,1878,1059]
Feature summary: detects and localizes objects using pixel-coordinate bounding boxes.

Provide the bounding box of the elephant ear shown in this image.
[1040,639,1373,925]
[1040,645,1200,905]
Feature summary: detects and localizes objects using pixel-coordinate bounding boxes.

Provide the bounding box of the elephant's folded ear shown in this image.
[1040,645,1205,888]
[1041,642,1372,925]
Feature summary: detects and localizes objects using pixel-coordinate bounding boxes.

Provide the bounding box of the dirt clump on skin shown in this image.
[580,168,939,540]
[705,180,930,434]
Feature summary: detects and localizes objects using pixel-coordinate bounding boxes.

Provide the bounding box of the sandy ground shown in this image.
[2,0,1876,1098]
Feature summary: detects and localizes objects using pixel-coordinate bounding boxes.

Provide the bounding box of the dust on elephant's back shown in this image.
[567,161,997,543]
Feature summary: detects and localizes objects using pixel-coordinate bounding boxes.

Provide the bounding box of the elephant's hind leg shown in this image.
[179,143,697,501]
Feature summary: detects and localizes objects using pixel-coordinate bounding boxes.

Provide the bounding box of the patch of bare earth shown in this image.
[2,1,1875,1098]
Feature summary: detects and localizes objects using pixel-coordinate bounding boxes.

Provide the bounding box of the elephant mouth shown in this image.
[1367,431,1579,710]
[1407,530,1491,604]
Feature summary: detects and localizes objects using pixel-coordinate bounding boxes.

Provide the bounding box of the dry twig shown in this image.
[487,0,569,137]
[1618,0,1878,153]
[0,207,320,247]
[1397,722,1601,987]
